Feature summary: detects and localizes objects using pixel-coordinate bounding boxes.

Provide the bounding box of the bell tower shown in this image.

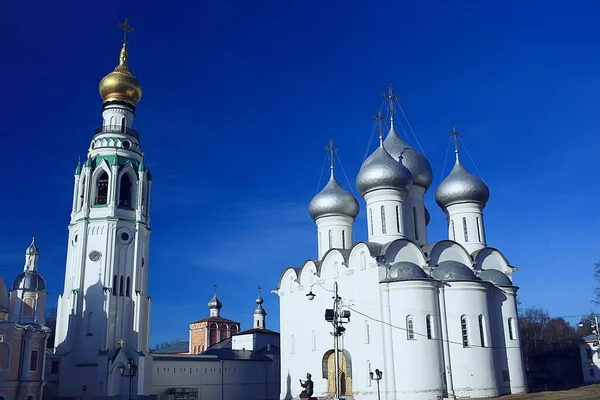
[54,19,153,398]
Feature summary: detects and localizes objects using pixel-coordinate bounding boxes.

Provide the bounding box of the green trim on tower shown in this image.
[75,161,82,175]
[138,159,145,171]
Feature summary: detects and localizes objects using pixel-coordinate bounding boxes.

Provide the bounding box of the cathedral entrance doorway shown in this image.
[322,350,352,396]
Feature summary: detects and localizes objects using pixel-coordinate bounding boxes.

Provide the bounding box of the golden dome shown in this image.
[99,43,142,106]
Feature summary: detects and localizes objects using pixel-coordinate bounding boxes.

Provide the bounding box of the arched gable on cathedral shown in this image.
[424,240,472,268]
[472,247,514,276]
[381,238,427,267]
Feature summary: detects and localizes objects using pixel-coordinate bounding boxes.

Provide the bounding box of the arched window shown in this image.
[369,208,373,235]
[365,321,370,344]
[0,342,10,369]
[219,324,228,341]
[463,217,469,242]
[290,335,295,354]
[126,277,131,297]
[30,350,38,371]
[209,323,218,346]
[121,117,127,132]
[451,220,456,241]
[461,315,469,347]
[426,315,433,339]
[328,230,333,249]
[361,252,367,270]
[78,176,86,210]
[119,276,124,296]
[119,174,133,207]
[407,316,415,340]
[478,314,486,347]
[312,331,316,351]
[395,205,400,233]
[341,230,346,249]
[413,207,419,241]
[95,171,109,205]
[23,298,35,317]
[476,217,482,242]
[112,275,117,296]
[508,317,515,340]
[231,325,238,335]
[381,206,387,234]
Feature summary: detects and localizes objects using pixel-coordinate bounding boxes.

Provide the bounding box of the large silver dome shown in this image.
[12,271,46,291]
[208,293,222,310]
[0,273,8,313]
[384,262,430,282]
[383,126,433,190]
[356,145,413,196]
[478,269,512,286]
[431,261,477,281]
[435,157,489,209]
[309,174,359,221]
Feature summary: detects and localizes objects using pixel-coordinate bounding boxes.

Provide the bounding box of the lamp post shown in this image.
[580,315,600,347]
[306,281,350,400]
[119,359,138,400]
[369,369,383,400]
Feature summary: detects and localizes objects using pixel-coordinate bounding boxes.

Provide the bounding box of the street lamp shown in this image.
[369,369,383,400]
[306,281,350,400]
[580,315,600,347]
[119,359,138,400]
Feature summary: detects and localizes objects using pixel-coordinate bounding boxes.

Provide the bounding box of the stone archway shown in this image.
[322,350,352,396]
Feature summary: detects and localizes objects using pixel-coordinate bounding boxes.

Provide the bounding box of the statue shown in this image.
[299,373,314,398]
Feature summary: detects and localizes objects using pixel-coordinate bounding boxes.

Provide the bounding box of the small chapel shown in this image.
[277,88,528,399]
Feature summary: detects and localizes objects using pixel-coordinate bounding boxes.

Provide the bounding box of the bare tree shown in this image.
[45,307,57,349]
[594,262,600,305]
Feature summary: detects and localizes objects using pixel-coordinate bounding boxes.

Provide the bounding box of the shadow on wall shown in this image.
[284,372,292,400]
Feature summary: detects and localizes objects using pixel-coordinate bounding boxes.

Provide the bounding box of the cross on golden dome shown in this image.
[118,18,135,45]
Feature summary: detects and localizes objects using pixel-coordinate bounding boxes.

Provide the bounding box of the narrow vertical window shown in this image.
[476,217,482,242]
[30,350,38,371]
[451,220,456,241]
[407,316,415,340]
[508,317,515,340]
[395,205,400,233]
[119,174,133,207]
[463,217,469,242]
[119,276,124,296]
[112,275,117,296]
[328,230,332,249]
[290,335,295,354]
[342,230,346,249]
[95,171,109,205]
[87,312,93,335]
[461,315,469,347]
[478,314,486,347]
[587,348,593,360]
[426,315,433,339]
[381,205,387,234]
[369,208,374,235]
[312,331,316,351]
[413,207,419,241]
[365,321,370,344]
[126,277,131,297]
[319,231,322,252]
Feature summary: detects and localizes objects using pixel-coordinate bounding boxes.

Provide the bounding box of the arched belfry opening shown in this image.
[119,174,133,207]
[95,171,109,205]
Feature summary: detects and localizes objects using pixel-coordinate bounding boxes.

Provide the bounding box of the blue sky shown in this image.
[1,1,599,346]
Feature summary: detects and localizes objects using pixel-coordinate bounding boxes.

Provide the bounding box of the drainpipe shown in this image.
[439,283,455,400]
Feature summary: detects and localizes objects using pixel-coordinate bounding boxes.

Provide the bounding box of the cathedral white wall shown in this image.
[386,280,445,399]
[442,281,498,398]
[151,357,279,400]
[363,189,407,244]
[315,215,354,258]
[403,186,427,245]
[102,105,135,128]
[445,203,486,254]
[499,286,527,394]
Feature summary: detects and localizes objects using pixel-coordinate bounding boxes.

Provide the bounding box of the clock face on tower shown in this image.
[89,251,102,262]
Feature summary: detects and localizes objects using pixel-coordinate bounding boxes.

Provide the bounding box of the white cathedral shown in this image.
[276,95,528,398]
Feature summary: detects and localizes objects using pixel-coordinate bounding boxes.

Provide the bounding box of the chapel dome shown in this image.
[12,271,46,291]
[384,262,430,282]
[356,146,413,196]
[0,274,8,313]
[99,43,143,107]
[208,293,222,310]
[431,261,477,281]
[478,269,512,286]
[435,158,489,209]
[383,126,433,190]
[309,175,359,221]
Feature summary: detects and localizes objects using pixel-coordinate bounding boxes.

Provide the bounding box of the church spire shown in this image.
[25,232,40,272]
[253,286,267,329]
[381,83,400,129]
[373,108,386,147]
[449,123,461,162]
[325,139,338,180]
[208,284,223,317]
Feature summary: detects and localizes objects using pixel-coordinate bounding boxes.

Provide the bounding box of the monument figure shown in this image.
[299,373,314,398]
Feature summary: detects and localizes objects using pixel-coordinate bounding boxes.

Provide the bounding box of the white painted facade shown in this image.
[277,122,528,399]
[579,336,600,383]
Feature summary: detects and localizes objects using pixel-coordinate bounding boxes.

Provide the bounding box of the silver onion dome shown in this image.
[384,262,430,282]
[383,126,433,190]
[309,175,359,221]
[431,261,477,281]
[12,271,46,291]
[436,157,490,209]
[478,269,512,286]
[0,273,8,313]
[208,293,222,310]
[254,291,266,316]
[356,145,413,196]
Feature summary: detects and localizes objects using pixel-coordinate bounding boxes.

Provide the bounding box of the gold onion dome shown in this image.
[99,42,142,106]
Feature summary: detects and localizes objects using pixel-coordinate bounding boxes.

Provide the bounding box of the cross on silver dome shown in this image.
[435,125,490,209]
[308,140,359,221]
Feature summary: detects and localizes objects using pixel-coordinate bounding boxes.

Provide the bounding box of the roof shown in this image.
[151,341,189,354]
[201,348,273,361]
[234,328,279,336]
[190,316,240,325]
